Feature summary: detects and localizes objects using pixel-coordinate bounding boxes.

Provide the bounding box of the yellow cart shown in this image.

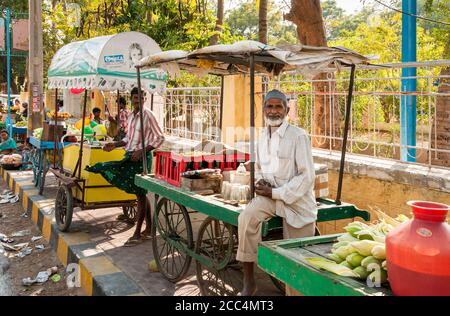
[45,32,167,231]
[51,142,138,231]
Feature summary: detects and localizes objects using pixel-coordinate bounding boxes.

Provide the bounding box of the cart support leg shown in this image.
[336,64,356,205]
[249,54,255,198]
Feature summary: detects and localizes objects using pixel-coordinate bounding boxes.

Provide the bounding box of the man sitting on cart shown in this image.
[86,87,165,246]
[237,89,317,296]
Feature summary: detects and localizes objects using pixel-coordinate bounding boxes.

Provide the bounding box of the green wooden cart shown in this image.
[135,175,370,295]
[134,41,371,295]
[257,234,392,296]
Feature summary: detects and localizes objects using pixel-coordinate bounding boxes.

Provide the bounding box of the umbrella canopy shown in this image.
[137,40,370,78]
[48,32,168,92]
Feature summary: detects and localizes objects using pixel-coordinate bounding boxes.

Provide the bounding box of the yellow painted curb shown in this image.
[57,237,69,266]
[42,215,52,241]
[15,182,20,194]
[79,256,121,277]
[22,191,28,211]
[31,204,39,224]
[79,261,93,296]
[8,176,13,189]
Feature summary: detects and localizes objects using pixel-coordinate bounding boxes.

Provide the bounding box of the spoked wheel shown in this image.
[151,198,193,282]
[196,217,242,296]
[122,205,138,223]
[55,185,74,232]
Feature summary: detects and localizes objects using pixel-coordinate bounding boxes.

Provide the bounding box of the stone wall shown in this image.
[313,149,450,235]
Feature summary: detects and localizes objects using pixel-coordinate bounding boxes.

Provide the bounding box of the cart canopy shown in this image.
[138,40,370,78]
[48,32,167,92]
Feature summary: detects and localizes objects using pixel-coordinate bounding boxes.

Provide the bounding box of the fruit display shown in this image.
[305,210,410,285]
[1,154,22,165]
[48,111,71,120]
[14,121,28,128]
[33,128,43,139]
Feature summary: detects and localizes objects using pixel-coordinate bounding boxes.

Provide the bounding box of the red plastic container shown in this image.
[386,200,450,296]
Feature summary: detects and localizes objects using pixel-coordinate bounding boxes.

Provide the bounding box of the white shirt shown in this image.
[122,107,165,151]
[255,120,317,228]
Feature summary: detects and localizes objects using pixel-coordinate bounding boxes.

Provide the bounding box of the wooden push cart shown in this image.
[30,136,70,195]
[51,140,139,231]
[133,41,372,295]
[43,32,167,231]
[135,175,370,295]
[257,234,392,296]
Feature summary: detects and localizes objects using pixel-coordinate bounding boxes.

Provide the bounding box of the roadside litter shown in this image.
[20,212,28,218]
[22,266,58,286]
[35,245,45,250]
[1,242,29,252]
[0,233,14,243]
[11,230,31,237]
[31,236,42,242]
[51,274,61,283]
[15,247,33,258]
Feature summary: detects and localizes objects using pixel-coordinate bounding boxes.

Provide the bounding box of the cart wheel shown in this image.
[122,205,137,223]
[151,198,193,282]
[55,185,74,232]
[196,217,242,296]
[37,156,48,195]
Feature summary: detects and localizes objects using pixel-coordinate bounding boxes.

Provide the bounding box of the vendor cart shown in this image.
[133,41,372,295]
[257,234,392,296]
[30,136,73,195]
[43,32,167,231]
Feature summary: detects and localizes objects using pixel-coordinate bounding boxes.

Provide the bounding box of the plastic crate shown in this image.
[202,153,225,169]
[224,152,250,171]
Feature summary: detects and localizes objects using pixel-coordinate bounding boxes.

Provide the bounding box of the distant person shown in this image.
[92,107,102,124]
[14,99,21,109]
[0,129,17,155]
[21,102,28,118]
[108,97,129,140]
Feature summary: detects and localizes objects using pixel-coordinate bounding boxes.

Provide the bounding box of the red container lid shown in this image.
[407,200,450,222]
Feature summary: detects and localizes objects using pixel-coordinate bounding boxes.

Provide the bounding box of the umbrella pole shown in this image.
[219,75,224,142]
[150,93,154,111]
[335,64,356,205]
[249,54,255,198]
[136,66,148,175]
[53,88,58,168]
[73,90,88,179]
[117,89,120,115]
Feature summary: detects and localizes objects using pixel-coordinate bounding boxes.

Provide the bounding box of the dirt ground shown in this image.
[0,180,84,296]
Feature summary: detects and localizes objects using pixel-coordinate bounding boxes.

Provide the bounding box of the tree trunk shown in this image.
[285,0,340,149]
[209,0,224,45]
[258,0,268,44]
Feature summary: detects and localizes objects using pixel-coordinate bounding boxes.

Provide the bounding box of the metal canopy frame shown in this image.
[136,43,363,203]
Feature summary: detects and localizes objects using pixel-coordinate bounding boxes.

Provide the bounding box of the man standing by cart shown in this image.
[237,89,317,296]
[86,87,165,246]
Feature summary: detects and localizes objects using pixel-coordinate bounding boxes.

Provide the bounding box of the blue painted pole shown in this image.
[401,0,417,162]
[5,8,12,136]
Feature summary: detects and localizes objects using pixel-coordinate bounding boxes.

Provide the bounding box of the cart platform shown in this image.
[258,234,393,296]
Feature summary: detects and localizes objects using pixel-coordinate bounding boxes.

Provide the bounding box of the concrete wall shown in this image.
[314,149,450,235]
[221,75,264,146]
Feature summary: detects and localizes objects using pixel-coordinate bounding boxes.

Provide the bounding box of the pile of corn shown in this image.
[306,211,409,285]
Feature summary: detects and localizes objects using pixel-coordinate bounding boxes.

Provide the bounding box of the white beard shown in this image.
[265,117,285,127]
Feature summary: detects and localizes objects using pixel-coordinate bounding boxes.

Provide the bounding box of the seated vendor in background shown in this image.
[92,107,103,124]
[237,89,317,296]
[0,129,17,155]
[86,87,165,246]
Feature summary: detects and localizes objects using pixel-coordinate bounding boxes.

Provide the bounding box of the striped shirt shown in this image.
[122,108,165,151]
